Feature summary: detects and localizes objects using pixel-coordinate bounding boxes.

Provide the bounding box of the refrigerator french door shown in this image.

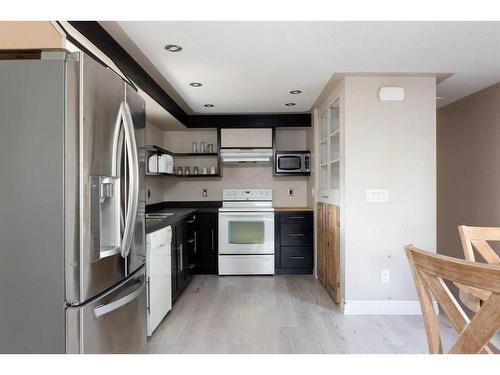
[0,50,146,353]
[65,52,146,353]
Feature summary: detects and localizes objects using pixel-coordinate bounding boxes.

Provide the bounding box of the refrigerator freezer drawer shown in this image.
[218,255,275,275]
[66,266,147,354]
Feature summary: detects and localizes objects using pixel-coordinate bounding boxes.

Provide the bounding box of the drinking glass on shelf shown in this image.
[207,144,214,153]
[192,142,198,153]
[193,166,199,175]
[176,166,183,175]
[200,141,206,153]
[184,166,191,175]
[209,166,216,175]
[201,167,208,175]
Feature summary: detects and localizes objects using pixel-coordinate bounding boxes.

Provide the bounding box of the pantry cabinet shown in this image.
[316,202,340,303]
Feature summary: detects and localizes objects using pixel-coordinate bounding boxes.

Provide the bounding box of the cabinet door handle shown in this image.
[290,233,305,237]
[211,229,214,252]
[179,243,183,271]
[290,256,305,259]
[290,216,304,219]
[194,231,197,253]
[146,276,151,313]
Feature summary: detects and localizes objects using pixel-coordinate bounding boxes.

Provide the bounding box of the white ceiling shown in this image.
[115,21,500,113]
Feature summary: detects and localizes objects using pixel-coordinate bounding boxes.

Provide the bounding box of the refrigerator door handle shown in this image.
[113,101,139,258]
[93,279,144,318]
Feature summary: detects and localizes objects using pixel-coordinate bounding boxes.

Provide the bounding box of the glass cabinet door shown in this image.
[329,99,340,190]
[318,97,341,202]
[320,110,328,190]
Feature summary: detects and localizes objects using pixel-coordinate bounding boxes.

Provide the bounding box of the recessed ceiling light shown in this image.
[165,44,182,52]
[289,90,302,94]
[190,82,203,87]
[204,104,215,108]
[285,103,296,106]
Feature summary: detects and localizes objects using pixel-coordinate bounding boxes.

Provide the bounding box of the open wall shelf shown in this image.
[146,129,222,178]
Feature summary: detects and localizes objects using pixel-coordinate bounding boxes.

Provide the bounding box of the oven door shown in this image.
[219,211,274,254]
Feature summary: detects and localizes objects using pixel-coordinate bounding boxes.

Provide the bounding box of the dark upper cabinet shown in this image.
[193,211,218,275]
[275,211,314,275]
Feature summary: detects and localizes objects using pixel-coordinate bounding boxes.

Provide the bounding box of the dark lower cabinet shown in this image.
[171,213,196,303]
[275,211,314,275]
[192,211,218,274]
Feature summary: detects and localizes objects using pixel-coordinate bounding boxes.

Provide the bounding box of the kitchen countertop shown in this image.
[273,207,314,212]
[145,207,197,234]
[145,201,222,234]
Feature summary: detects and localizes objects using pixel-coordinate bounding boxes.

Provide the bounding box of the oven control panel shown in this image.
[222,189,273,201]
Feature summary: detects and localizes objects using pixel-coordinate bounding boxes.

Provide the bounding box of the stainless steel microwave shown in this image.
[274,151,311,175]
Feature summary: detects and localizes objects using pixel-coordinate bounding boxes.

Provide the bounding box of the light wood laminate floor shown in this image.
[146,275,460,354]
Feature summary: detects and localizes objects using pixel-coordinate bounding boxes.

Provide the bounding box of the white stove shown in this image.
[218,189,275,275]
[219,189,274,212]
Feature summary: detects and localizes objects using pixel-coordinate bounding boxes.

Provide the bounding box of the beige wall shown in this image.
[342,76,436,306]
[0,22,65,50]
[437,82,500,261]
[146,121,165,146]
[160,164,309,206]
[145,125,311,207]
[145,123,167,204]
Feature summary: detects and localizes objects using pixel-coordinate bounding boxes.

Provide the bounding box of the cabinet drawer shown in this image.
[280,222,313,246]
[281,247,313,269]
[280,211,313,223]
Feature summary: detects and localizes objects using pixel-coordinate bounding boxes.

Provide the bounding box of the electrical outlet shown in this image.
[202,188,208,197]
[381,269,390,284]
[288,187,294,197]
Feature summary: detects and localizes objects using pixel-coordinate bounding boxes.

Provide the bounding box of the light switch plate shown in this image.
[381,270,390,284]
[366,189,389,202]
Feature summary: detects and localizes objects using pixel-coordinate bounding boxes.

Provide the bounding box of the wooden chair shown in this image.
[458,226,500,313]
[405,245,500,354]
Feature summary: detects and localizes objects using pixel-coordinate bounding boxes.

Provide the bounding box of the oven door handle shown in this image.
[219,212,274,217]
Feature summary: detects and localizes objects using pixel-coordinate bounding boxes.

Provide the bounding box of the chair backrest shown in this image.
[405,245,500,354]
[458,226,500,312]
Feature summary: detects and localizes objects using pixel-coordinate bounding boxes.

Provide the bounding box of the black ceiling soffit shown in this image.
[188,114,311,128]
[68,21,311,128]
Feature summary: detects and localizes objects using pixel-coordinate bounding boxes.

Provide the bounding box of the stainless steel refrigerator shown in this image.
[0,50,146,353]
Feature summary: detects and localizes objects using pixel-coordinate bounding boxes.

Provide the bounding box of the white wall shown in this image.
[342,76,436,311]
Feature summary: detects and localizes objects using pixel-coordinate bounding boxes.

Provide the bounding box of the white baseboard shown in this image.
[342,299,439,315]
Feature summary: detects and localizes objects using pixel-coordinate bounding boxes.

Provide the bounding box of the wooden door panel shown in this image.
[317,203,326,286]
[326,205,340,303]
